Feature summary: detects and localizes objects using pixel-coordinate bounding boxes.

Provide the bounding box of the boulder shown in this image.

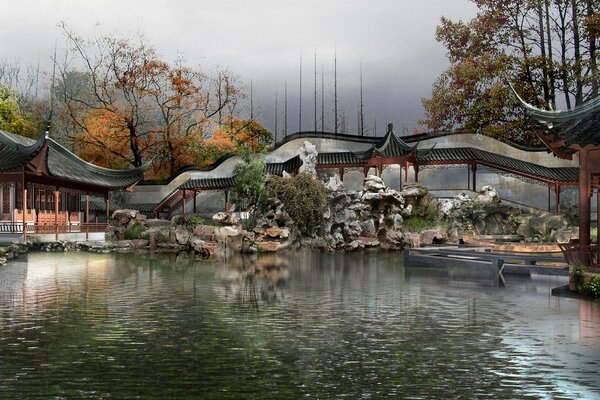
[298,141,318,175]
[405,232,421,248]
[363,175,386,192]
[326,174,344,191]
[174,225,192,245]
[438,199,454,216]
[212,212,239,226]
[360,219,377,237]
[474,185,500,204]
[400,183,428,199]
[420,229,447,245]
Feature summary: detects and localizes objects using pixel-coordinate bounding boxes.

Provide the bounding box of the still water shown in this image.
[0,250,599,399]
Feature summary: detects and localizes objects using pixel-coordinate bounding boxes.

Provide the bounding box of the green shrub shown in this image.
[232,153,266,209]
[584,275,600,298]
[402,217,446,232]
[125,221,146,240]
[571,265,585,286]
[172,215,216,228]
[264,173,327,236]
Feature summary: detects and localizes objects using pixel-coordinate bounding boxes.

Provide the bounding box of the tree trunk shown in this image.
[587,0,598,97]
[544,0,556,108]
[538,2,550,105]
[572,0,584,105]
[128,124,142,168]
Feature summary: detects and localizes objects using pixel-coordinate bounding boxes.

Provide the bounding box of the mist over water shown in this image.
[0,251,599,399]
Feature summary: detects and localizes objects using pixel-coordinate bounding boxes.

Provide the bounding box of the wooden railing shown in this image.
[558,243,599,269]
[0,222,107,235]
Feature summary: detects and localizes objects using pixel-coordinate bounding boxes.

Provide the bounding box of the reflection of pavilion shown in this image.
[0,129,148,241]
[514,89,600,267]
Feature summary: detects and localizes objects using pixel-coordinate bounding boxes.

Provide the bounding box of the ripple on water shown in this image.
[0,251,599,399]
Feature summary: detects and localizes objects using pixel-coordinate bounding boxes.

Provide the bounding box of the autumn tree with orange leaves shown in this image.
[56,25,269,178]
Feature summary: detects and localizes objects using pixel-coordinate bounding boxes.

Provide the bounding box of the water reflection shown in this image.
[214,254,289,308]
[0,251,598,399]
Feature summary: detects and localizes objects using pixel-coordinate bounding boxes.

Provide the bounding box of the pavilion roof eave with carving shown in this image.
[0,130,150,190]
[510,84,600,150]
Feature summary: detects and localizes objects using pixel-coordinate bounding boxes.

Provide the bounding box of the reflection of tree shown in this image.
[214,254,289,309]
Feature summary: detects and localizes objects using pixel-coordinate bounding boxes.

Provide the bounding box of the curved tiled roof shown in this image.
[417,147,578,183]
[180,176,236,190]
[372,125,418,158]
[265,155,302,175]
[0,130,149,189]
[46,139,149,188]
[511,84,600,148]
[0,130,46,172]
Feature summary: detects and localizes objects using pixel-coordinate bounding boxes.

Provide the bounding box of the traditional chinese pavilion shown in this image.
[0,129,149,240]
[513,88,600,267]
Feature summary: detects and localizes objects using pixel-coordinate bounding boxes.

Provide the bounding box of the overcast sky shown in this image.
[0,0,477,137]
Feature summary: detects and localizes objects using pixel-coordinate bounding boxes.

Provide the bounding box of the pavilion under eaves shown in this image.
[0,129,149,240]
[513,88,600,267]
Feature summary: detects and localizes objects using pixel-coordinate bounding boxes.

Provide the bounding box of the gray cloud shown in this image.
[0,0,477,135]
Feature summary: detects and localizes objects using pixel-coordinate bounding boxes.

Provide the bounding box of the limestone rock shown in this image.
[174,225,192,245]
[298,141,318,175]
[405,232,421,248]
[420,229,447,245]
[474,185,500,204]
[212,212,239,226]
[360,219,377,237]
[363,175,386,192]
[326,174,344,191]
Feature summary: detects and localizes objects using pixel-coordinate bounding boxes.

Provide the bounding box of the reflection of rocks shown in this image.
[214,254,290,306]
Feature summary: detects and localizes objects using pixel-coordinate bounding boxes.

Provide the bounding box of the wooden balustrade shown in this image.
[558,243,599,269]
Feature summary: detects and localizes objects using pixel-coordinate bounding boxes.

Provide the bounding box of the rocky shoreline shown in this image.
[1,176,578,267]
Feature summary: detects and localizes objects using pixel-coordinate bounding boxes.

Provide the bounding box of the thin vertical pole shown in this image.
[334,45,338,134]
[399,164,403,190]
[548,185,551,212]
[105,197,110,219]
[299,51,303,133]
[321,64,325,132]
[314,52,317,132]
[472,163,477,191]
[182,189,186,216]
[22,184,27,241]
[284,80,288,139]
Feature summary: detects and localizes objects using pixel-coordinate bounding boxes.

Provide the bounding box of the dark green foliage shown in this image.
[125,221,146,240]
[232,153,266,209]
[264,173,327,236]
[584,275,600,299]
[172,215,216,228]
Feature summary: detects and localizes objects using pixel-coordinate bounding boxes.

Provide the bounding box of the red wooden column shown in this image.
[54,188,59,240]
[398,163,403,190]
[339,167,345,181]
[414,164,419,183]
[105,196,110,219]
[555,184,561,213]
[579,149,591,263]
[224,190,229,211]
[193,190,197,214]
[182,189,186,216]
[85,193,90,224]
[22,183,27,241]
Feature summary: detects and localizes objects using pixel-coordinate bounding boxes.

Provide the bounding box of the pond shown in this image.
[0,251,599,399]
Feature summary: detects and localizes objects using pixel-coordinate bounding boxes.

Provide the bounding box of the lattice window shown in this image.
[2,185,10,214]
